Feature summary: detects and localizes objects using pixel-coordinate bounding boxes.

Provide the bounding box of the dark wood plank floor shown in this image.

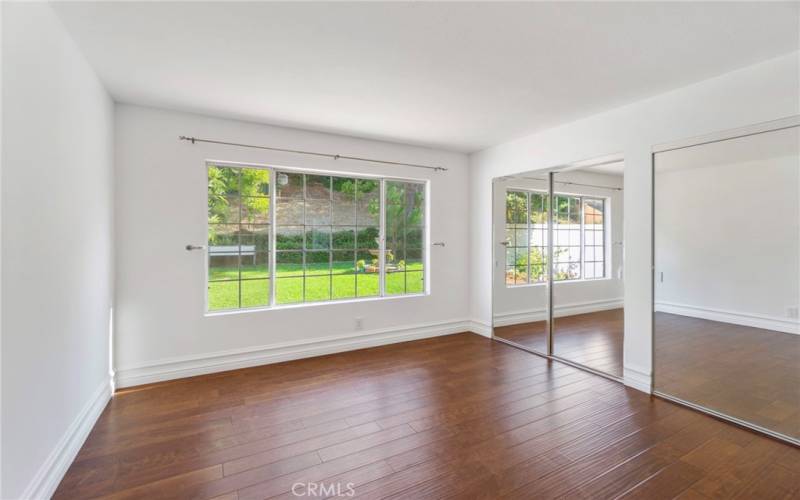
[494,308,624,377]
[655,312,800,441]
[54,333,800,499]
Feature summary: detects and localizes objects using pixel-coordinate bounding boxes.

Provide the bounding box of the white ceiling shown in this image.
[52,2,799,153]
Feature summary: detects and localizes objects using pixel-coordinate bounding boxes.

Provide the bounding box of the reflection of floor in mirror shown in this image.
[655,312,800,440]
[494,308,624,378]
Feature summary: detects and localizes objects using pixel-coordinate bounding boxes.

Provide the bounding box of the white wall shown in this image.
[492,170,624,325]
[1,3,114,498]
[113,104,471,387]
[655,153,799,334]
[470,52,800,392]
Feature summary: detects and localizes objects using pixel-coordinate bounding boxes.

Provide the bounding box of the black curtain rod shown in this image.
[178,136,447,172]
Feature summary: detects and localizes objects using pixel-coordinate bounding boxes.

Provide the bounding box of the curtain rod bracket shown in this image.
[177,135,446,172]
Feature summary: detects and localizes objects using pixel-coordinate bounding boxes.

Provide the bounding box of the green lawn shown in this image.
[208,262,424,310]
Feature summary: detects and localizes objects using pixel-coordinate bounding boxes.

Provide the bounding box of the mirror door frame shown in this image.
[650,115,800,447]
[491,153,625,383]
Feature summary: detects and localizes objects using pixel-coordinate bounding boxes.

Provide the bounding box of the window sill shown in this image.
[204,291,429,317]
[505,276,613,289]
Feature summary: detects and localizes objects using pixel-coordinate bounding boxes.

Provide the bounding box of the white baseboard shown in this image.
[623,364,652,394]
[494,298,623,327]
[655,301,799,335]
[468,319,493,338]
[21,379,112,500]
[116,319,478,388]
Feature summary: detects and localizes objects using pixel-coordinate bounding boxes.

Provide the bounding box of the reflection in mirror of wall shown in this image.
[492,159,625,379]
[654,125,800,444]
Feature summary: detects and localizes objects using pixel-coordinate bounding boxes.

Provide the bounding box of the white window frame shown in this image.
[205,161,430,314]
[505,187,609,287]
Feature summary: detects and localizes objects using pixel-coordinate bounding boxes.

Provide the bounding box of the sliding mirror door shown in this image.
[552,166,625,378]
[654,123,800,444]
[492,177,549,354]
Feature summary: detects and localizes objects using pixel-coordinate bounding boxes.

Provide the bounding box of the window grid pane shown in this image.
[208,165,270,310]
[505,189,606,286]
[385,180,425,296]
[209,166,426,310]
[582,197,606,280]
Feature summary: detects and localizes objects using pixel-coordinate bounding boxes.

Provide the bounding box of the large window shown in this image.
[505,189,606,285]
[208,164,426,311]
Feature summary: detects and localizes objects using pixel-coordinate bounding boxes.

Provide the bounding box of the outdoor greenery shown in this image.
[208,262,424,309]
[207,166,425,310]
[505,190,597,284]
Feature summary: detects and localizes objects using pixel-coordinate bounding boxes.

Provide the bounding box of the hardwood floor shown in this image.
[655,312,800,441]
[55,333,799,499]
[494,308,624,377]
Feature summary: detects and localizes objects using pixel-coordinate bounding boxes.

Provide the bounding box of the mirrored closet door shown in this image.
[492,157,625,380]
[654,122,800,445]
[492,179,549,354]
[551,167,624,378]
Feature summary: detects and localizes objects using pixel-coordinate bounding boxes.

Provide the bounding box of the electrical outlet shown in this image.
[787,307,799,319]
[355,317,364,330]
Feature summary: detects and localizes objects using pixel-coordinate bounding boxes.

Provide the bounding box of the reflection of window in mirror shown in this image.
[505,189,608,286]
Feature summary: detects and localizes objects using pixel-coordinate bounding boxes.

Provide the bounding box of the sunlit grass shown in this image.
[208,262,424,310]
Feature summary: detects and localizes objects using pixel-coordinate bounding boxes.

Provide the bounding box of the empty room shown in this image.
[2,2,799,499]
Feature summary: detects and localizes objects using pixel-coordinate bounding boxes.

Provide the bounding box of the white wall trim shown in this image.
[623,363,652,394]
[493,298,623,327]
[655,301,799,335]
[116,319,478,388]
[468,319,493,338]
[21,380,112,500]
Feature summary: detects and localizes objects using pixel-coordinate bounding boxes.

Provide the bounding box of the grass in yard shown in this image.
[208,262,423,310]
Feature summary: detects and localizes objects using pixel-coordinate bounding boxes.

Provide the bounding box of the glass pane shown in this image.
[208,254,239,282]
[305,251,331,275]
[332,227,356,250]
[304,275,331,302]
[356,227,379,249]
[276,278,303,304]
[240,252,269,280]
[276,171,303,198]
[332,177,357,225]
[306,227,331,250]
[241,167,270,195]
[506,191,527,224]
[241,279,269,308]
[276,251,303,277]
[356,179,380,226]
[208,280,239,310]
[208,166,241,224]
[356,273,379,297]
[406,271,424,294]
[241,196,269,224]
[332,273,356,300]
[305,198,331,225]
[405,227,423,249]
[275,226,303,251]
[306,175,331,199]
[386,270,406,295]
[208,223,239,246]
[357,250,378,274]
[276,199,303,225]
[385,181,425,296]
[332,250,355,274]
